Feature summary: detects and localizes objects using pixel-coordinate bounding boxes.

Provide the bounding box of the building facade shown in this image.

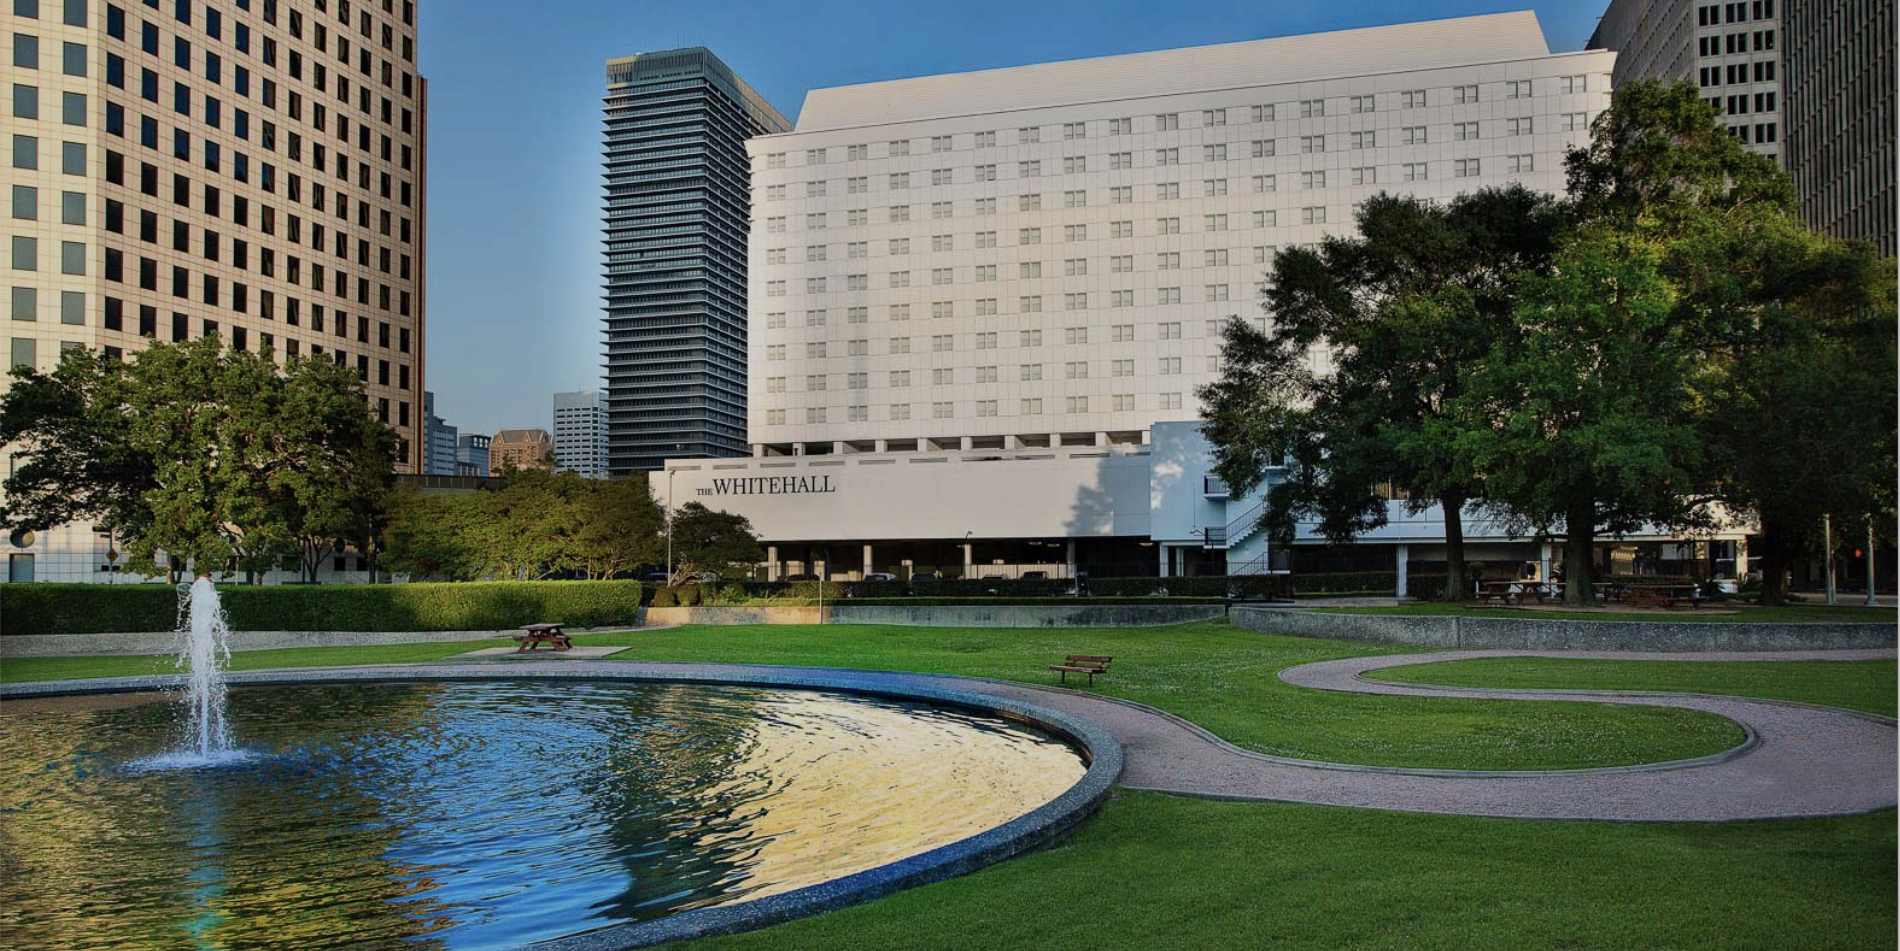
[1590,0,1785,160]
[649,13,1762,588]
[1593,0,1896,255]
[422,390,457,475]
[552,388,607,478]
[1781,0,1895,257]
[455,431,489,477]
[489,427,551,472]
[3,0,426,583]
[599,48,790,474]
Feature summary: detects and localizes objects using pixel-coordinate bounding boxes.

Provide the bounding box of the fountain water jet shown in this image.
[131,577,251,769]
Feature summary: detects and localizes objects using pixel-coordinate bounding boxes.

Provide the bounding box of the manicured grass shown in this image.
[3,622,1746,771]
[1372,656,1898,717]
[561,622,1746,771]
[687,791,1896,951]
[1321,602,1898,623]
[0,637,511,683]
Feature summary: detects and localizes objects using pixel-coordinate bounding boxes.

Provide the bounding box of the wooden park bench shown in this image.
[513,623,572,652]
[1049,654,1113,686]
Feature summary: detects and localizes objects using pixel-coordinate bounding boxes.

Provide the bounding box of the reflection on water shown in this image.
[0,681,1086,950]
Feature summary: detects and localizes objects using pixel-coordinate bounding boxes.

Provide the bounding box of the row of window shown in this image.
[762,78,1599,167]
[761,392,1194,426]
[765,355,1202,391]
[760,321,1246,359]
[1697,60,1777,87]
[759,125,1561,201]
[1697,1,1774,27]
[1696,29,1776,56]
[765,121,1583,189]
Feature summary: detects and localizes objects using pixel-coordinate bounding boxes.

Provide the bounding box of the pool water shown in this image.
[0,680,1086,950]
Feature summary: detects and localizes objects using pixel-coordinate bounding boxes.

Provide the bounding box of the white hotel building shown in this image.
[654,12,1748,585]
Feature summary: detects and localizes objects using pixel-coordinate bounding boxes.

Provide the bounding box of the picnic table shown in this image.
[1473,580,1554,606]
[1596,582,1702,609]
[512,623,572,652]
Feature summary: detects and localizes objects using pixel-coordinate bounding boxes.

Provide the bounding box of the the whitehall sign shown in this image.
[698,475,839,497]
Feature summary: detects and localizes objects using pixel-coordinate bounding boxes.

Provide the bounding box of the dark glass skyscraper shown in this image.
[601,49,790,473]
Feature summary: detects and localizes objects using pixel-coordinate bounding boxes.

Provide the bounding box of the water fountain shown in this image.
[133,576,246,768]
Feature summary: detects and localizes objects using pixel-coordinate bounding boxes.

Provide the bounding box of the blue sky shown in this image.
[418,1,1605,436]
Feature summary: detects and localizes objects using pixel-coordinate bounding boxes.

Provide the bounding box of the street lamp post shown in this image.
[665,468,676,582]
[1868,517,1879,607]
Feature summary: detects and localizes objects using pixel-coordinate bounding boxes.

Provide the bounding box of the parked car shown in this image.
[784,573,819,582]
[1021,571,1048,580]
[639,571,669,583]
[864,572,898,581]
[910,572,939,581]
[982,573,1009,579]
[688,571,721,584]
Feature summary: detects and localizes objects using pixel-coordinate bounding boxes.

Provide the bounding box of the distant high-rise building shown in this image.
[553,390,609,479]
[457,433,492,477]
[490,429,554,473]
[600,48,791,473]
[1782,0,1896,257]
[1590,0,1784,162]
[422,392,460,476]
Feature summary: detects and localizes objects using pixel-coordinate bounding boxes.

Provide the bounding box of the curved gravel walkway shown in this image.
[7,648,1892,822]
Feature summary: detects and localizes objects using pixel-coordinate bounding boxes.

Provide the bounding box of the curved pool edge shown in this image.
[0,664,1124,951]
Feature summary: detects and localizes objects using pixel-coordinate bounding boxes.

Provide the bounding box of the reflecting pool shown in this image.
[0,680,1086,950]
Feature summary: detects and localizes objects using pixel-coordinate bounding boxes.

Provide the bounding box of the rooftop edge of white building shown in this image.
[777,11,1573,135]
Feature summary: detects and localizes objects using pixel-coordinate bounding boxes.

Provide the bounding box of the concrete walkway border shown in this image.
[0,664,1121,951]
[1233,605,1897,651]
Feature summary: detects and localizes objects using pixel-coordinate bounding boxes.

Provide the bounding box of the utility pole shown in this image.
[1823,514,1837,606]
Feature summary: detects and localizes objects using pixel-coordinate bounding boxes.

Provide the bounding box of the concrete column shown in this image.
[1736,537,1749,580]
[1157,544,1169,577]
[874,439,888,453]
[962,543,973,577]
[766,545,779,582]
[960,436,974,451]
[863,544,874,578]
[1065,539,1077,579]
[1095,431,1110,447]
[1050,433,1063,449]
[1395,544,1409,599]
[833,441,847,455]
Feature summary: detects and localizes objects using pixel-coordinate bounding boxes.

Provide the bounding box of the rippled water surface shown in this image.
[0,681,1086,950]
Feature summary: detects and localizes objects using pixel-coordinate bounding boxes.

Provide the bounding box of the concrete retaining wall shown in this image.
[644,603,1227,628]
[1231,606,1897,651]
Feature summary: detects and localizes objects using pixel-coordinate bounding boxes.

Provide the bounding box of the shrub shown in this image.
[714,583,751,605]
[2,580,655,635]
[675,584,701,607]
[649,586,677,608]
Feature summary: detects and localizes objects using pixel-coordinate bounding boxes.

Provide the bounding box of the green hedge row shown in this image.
[3,581,655,635]
[646,597,1230,607]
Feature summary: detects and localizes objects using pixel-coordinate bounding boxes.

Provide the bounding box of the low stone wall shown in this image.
[1231,606,1897,652]
[644,603,1227,628]
[1,628,522,657]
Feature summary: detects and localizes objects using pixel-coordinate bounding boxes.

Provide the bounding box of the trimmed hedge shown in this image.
[3,581,654,635]
[651,597,1229,607]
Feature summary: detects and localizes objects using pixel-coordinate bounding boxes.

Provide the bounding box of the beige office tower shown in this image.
[2,0,426,582]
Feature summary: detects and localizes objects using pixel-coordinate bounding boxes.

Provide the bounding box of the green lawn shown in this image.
[4,622,1748,771]
[1372,656,1898,717]
[1321,602,1898,623]
[680,792,1895,951]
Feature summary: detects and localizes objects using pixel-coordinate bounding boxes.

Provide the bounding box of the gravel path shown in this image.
[9,649,1891,822]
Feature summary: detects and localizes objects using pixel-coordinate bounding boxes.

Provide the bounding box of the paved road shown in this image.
[9,649,1892,822]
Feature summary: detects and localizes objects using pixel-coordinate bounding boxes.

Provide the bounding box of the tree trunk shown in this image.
[1756,518,1791,606]
[1441,491,1468,602]
[1563,498,1595,607]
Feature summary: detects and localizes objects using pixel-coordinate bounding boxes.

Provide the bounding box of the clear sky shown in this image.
[417,0,1605,437]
